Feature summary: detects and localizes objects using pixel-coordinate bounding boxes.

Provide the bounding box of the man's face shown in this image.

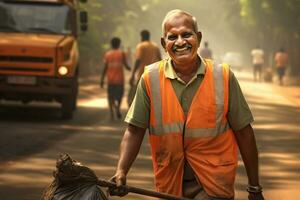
[161,14,201,66]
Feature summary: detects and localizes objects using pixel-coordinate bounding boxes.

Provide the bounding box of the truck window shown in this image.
[0,2,72,35]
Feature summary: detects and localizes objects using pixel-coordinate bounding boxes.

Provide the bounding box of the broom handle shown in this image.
[97,179,192,200]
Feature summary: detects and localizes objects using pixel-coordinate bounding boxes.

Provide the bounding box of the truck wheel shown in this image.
[61,95,73,119]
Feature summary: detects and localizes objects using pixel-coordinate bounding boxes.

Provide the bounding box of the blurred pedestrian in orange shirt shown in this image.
[130,30,161,85]
[274,47,288,86]
[128,30,161,106]
[100,37,131,120]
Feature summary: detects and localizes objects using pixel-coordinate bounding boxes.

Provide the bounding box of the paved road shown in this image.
[0,70,299,200]
[232,69,300,200]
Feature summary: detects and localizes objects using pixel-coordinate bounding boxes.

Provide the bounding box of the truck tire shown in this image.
[62,73,78,119]
[61,95,74,119]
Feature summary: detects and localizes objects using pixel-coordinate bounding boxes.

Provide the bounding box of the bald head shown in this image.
[161,9,198,37]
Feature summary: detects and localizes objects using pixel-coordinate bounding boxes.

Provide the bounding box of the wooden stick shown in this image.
[97,179,192,200]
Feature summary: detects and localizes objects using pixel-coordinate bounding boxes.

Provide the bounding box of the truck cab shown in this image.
[0,0,87,119]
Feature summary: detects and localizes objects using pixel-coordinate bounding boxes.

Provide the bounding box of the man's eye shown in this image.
[183,33,192,38]
[168,35,177,40]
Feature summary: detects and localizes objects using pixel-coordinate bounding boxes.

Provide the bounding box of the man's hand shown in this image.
[248,192,265,200]
[108,171,128,197]
[108,125,146,197]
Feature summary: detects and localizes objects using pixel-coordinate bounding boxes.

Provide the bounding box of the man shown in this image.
[127,30,161,107]
[274,47,288,86]
[110,10,264,200]
[199,41,212,59]
[129,30,162,86]
[251,46,264,82]
[100,37,130,120]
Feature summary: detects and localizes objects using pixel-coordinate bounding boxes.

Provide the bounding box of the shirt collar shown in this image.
[164,55,206,80]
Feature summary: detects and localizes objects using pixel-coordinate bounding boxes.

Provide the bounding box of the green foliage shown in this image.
[240,0,300,33]
[239,0,300,74]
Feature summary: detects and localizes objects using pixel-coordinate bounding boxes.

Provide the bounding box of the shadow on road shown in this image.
[0,101,152,200]
[0,102,126,164]
[235,93,300,192]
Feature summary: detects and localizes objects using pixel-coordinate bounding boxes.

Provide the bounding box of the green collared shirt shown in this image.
[125,57,254,132]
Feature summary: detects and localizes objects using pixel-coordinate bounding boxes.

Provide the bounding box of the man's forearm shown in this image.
[131,60,140,79]
[117,124,146,175]
[234,124,260,186]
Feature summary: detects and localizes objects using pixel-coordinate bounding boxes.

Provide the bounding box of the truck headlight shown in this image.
[58,66,68,76]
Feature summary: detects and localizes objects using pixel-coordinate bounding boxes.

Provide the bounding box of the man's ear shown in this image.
[197,31,202,46]
[161,37,166,51]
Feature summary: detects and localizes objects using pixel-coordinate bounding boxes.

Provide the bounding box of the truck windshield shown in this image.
[0,2,72,35]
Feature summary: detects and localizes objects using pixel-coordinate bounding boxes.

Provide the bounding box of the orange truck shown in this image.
[0,0,87,119]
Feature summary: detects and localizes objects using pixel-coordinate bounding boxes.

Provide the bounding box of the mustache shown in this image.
[172,44,192,51]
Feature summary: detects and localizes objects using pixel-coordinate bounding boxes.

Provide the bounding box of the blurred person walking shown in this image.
[274,47,288,86]
[130,30,162,84]
[199,41,212,59]
[100,37,131,120]
[251,45,264,82]
[127,30,161,107]
[109,9,264,200]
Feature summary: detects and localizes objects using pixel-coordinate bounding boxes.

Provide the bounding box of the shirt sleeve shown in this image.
[125,75,150,129]
[227,70,254,131]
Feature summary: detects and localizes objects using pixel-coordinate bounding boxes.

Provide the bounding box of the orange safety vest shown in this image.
[143,59,238,198]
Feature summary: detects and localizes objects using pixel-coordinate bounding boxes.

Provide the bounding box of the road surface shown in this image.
[0,69,299,200]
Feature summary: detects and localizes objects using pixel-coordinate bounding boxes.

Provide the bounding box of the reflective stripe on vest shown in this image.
[147,61,163,128]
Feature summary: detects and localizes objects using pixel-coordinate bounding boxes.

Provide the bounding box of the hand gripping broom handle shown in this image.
[97,179,192,200]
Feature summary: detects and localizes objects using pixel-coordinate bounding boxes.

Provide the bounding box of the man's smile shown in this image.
[172,44,192,54]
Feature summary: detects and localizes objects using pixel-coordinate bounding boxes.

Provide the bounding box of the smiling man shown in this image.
[109,10,264,200]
